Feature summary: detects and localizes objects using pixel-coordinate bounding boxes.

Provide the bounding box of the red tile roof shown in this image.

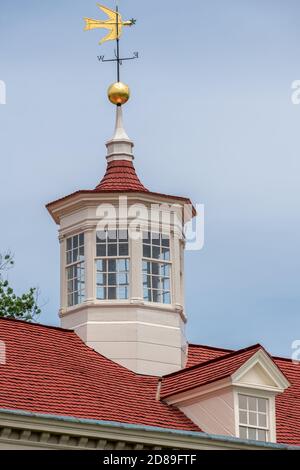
[274,357,300,446]
[160,344,264,399]
[0,318,299,445]
[187,344,232,368]
[95,160,149,192]
[0,318,198,432]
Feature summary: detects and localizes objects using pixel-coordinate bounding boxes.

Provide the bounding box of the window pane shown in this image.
[143,232,151,243]
[239,395,247,410]
[257,430,267,442]
[162,236,170,247]
[239,411,247,425]
[73,236,78,248]
[118,287,128,300]
[118,273,128,286]
[142,261,150,274]
[160,264,170,277]
[143,245,151,258]
[97,287,106,300]
[162,292,171,304]
[152,276,160,289]
[108,259,117,272]
[118,259,129,272]
[67,267,73,280]
[152,263,159,275]
[258,413,267,428]
[108,244,118,257]
[258,398,267,413]
[79,246,84,261]
[66,252,72,265]
[152,246,160,259]
[249,412,257,427]
[161,248,170,261]
[248,428,256,440]
[152,290,159,303]
[108,273,117,286]
[108,230,117,241]
[68,280,73,292]
[239,427,247,439]
[162,278,170,291]
[248,396,257,411]
[71,249,77,263]
[96,273,106,286]
[96,231,106,242]
[144,288,151,301]
[96,244,106,257]
[67,238,72,250]
[96,259,106,272]
[108,287,117,299]
[152,233,160,245]
[79,233,84,245]
[119,243,129,256]
[119,230,128,241]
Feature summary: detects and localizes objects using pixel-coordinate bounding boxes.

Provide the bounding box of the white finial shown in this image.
[112,105,130,141]
[106,106,134,162]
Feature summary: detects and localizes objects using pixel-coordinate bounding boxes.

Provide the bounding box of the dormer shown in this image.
[160,345,290,443]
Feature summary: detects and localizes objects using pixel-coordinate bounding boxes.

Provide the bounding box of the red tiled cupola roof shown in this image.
[95,160,149,192]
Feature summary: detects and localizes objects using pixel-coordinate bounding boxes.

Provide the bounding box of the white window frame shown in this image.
[95,228,130,301]
[237,393,269,442]
[65,233,85,307]
[142,231,172,305]
[233,387,276,443]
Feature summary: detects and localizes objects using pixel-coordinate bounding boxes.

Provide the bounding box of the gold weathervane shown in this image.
[84,3,137,106]
[84,4,135,45]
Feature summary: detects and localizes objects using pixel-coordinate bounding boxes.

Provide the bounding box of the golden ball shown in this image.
[107,82,130,105]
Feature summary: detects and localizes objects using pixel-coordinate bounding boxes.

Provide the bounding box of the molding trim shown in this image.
[0,410,295,451]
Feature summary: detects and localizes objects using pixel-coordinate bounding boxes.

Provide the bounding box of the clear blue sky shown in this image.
[0,0,300,357]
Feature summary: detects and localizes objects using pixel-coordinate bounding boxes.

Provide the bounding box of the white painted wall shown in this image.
[178,388,235,436]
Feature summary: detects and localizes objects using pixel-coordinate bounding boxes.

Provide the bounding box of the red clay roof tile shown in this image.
[95,160,149,192]
[1,319,299,445]
[160,344,264,399]
[0,318,198,432]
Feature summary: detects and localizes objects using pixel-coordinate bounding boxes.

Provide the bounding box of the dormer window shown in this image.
[238,394,269,442]
[66,233,85,307]
[96,229,129,300]
[142,232,171,304]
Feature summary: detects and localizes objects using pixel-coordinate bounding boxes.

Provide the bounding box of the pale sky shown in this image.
[0,0,300,357]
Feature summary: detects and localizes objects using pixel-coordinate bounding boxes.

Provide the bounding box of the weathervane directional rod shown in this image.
[84,2,138,84]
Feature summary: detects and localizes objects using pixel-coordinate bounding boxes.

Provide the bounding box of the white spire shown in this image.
[112,105,130,140]
[106,106,134,162]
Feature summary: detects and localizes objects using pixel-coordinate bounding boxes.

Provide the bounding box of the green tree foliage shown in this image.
[0,253,41,321]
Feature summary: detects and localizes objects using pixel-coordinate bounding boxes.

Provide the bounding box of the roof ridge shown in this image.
[188,343,233,353]
[163,343,264,379]
[0,317,74,333]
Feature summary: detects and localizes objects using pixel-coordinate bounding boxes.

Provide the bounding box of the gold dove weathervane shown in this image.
[84,2,138,106]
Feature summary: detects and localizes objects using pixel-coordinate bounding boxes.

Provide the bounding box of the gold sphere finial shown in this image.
[108,82,130,105]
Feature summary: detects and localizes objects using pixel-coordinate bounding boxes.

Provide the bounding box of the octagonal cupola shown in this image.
[47,75,195,377]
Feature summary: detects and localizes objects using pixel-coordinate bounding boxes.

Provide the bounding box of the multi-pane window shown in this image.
[238,394,269,442]
[96,230,129,300]
[142,232,171,304]
[66,233,85,307]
